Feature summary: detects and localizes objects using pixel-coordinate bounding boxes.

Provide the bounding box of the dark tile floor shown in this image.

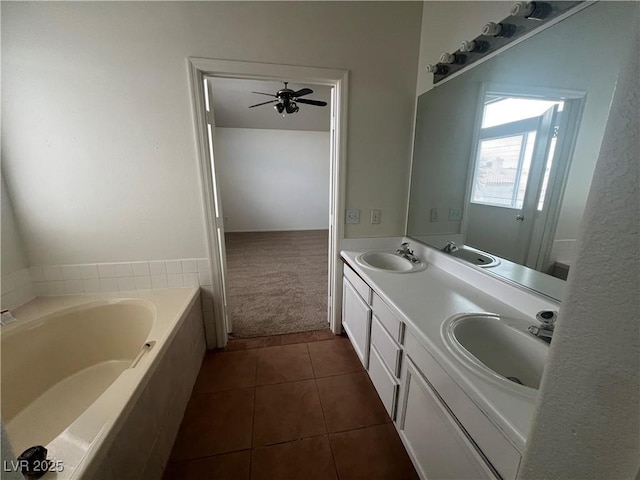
[163,331,419,479]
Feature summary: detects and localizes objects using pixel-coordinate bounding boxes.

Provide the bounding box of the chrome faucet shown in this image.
[528,310,557,344]
[443,241,459,253]
[396,242,420,263]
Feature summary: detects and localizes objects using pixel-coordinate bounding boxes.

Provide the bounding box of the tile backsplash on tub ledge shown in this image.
[1,258,213,312]
[29,258,213,296]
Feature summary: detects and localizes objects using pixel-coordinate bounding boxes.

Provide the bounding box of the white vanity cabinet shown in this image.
[398,329,522,480]
[342,265,372,368]
[398,355,497,479]
[340,258,523,480]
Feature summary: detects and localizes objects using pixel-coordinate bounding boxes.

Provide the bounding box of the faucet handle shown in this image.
[397,242,415,257]
[443,241,458,253]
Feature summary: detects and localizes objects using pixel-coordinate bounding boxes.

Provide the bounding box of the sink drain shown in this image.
[507,376,523,385]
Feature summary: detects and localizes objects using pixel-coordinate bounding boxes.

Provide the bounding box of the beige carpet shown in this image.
[225,230,329,338]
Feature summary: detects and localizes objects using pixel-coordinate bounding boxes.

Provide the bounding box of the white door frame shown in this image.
[187,57,349,348]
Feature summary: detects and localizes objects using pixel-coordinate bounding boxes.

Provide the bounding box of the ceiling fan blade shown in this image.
[251,92,278,97]
[293,88,313,98]
[296,98,328,107]
[249,99,279,108]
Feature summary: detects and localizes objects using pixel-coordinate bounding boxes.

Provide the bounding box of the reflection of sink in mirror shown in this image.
[406,2,637,300]
[442,313,548,395]
[356,251,427,273]
[449,246,499,268]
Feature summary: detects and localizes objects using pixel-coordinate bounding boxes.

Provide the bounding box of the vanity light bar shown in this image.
[428,1,584,85]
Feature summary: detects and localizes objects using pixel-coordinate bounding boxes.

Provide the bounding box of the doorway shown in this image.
[208,78,332,337]
[187,58,348,348]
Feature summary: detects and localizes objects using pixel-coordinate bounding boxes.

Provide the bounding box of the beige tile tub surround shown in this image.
[1,288,206,479]
[1,258,213,311]
[27,258,211,296]
[2,258,215,349]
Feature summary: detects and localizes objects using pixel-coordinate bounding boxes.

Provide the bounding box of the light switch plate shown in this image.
[370,209,381,224]
[449,208,462,221]
[346,209,361,224]
[430,208,440,222]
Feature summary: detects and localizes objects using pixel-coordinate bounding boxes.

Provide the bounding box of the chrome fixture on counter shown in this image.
[396,242,421,263]
[528,310,557,343]
[443,241,459,254]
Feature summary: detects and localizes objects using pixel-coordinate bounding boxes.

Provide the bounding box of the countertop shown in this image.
[341,247,557,453]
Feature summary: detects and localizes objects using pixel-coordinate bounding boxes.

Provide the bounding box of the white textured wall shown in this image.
[1,174,35,308]
[215,128,330,232]
[1,174,29,276]
[519,28,640,479]
[416,1,510,95]
[1,1,422,266]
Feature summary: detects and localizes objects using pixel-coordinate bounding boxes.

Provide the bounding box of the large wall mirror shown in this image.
[407,1,638,300]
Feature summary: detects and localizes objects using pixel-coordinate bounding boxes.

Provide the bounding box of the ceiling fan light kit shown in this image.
[249,81,327,116]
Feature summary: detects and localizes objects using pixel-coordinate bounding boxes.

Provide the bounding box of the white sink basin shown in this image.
[356,251,427,273]
[442,313,548,396]
[450,246,499,268]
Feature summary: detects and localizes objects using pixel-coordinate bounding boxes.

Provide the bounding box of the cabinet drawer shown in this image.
[368,345,399,419]
[371,315,402,378]
[344,264,372,304]
[371,292,403,343]
[405,330,521,480]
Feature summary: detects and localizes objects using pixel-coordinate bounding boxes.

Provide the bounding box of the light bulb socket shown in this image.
[511,1,550,20]
[459,40,477,53]
[439,52,466,65]
[510,2,533,17]
[426,64,449,75]
[482,21,515,38]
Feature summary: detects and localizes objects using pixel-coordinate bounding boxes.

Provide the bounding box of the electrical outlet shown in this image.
[346,209,360,224]
[449,208,462,221]
[370,209,381,224]
[430,208,440,222]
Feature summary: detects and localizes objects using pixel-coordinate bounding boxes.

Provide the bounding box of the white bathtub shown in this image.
[1,288,205,479]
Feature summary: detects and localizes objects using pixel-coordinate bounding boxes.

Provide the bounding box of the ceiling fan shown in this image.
[248,82,327,115]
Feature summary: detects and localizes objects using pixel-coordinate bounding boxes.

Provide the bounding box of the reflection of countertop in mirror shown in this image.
[410,235,566,300]
[485,255,566,301]
[341,240,560,453]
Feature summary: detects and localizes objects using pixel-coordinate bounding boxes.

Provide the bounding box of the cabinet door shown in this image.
[398,357,497,480]
[342,277,371,369]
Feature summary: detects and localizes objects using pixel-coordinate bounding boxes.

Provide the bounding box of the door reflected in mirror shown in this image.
[406,1,639,300]
[465,90,580,274]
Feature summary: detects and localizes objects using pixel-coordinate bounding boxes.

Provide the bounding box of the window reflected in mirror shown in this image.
[466,91,575,271]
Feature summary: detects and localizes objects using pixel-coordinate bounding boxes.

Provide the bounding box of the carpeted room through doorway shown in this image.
[225,230,329,338]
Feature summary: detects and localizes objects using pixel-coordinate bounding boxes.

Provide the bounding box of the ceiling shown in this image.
[209,77,331,132]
